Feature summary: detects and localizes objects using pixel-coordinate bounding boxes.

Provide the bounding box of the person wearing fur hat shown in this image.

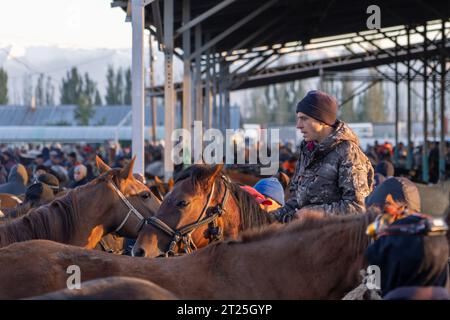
[271,90,374,222]
[68,164,88,189]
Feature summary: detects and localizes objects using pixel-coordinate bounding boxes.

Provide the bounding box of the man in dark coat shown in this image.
[272,90,374,222]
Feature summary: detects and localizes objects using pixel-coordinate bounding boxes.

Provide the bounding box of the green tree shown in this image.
[0,68,8,104]
[22,75,33,106]
[83,73,97,106]
[60,67,83,105]
[115,67,124,105]
[35,74,45,106]
[74,94,95,125]
[45,76,55,106]
[94,90,102,106]
[124,67,132,105]
[105,65,117,105]
[358,71,386,122]
[339,80,357,122]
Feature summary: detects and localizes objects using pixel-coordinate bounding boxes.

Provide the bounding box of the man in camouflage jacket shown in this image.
[272,91,374,222]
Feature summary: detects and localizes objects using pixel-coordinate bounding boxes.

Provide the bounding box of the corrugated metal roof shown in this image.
[0,126,166,142]
[0,105,166,126]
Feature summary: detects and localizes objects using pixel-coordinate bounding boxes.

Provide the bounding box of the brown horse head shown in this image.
[0,156,161,249]
[132,164,272,258]
[93,155,161,240]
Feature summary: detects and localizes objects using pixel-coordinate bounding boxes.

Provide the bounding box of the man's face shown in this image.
[35,157,44,165]
[296,112,324,142]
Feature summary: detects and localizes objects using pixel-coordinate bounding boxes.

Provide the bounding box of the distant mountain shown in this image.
[0,45,183,105]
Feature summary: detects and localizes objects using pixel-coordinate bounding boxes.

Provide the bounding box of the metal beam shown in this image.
[422,24,429,183]
[439,20,447,181]
[188,0,278,60]
[182,0,192,135]
[149,34,157,144]
[195,24,203,122]
[164,0,174,181]
[406,27,413,170]
[174,0,237,38]
[151,0,164,46]
[131,0,145,174]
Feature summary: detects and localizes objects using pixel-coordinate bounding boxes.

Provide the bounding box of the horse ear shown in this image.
[154,176,163,185]
[96,155,111,174]
[168,177,174,191]
[206,164,224,187]
[119,156,136,181]
[385,194,396,206]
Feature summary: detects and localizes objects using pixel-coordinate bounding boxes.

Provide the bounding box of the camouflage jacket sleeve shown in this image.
[303,142,373,215]
[270,158,301,222]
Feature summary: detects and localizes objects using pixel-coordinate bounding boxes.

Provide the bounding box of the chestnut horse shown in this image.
[0,211,379,299]
[0,193,22,210]
[29,277,177,300]
[0,156,160,249]
[132,164,272,257]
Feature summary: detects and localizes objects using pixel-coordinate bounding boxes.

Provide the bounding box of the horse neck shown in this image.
[0,191,77,247]
[0,183,114,248]
[155,214,374,299]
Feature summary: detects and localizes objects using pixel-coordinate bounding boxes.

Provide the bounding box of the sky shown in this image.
[0,0,132,54]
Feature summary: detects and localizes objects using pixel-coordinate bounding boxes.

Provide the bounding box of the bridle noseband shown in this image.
[108,180,146,234]
[144,175,230,257]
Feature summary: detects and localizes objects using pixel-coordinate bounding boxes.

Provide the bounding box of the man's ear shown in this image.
[96,155,111,174]
[119,156,136,181]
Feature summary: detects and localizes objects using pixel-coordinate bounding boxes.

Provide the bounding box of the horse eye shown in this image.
[140,192,150,199]
[176,200,189,208]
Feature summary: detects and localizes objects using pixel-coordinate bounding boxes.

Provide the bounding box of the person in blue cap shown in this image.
[253,177,285,209]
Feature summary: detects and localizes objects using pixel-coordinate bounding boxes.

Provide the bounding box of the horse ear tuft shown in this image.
[119,156,136,181]
[96,155,111,174]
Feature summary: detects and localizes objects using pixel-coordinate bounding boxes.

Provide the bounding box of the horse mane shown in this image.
[225,182,272,230]
[239,208,379,244]
[0,188,79,247]
[175,165,271,230]
[202,209,380,273]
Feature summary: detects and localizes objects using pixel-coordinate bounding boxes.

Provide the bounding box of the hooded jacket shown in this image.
[274,120,374,219]
[0,164,28,196]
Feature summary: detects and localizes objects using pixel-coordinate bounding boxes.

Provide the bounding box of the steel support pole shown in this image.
[182,0,192,134]
[406,27,413,170]
[212,53,218,129]
[205,44,213,129]
[394,43,399,166]
[422,25,429,183]
[433,72,437,142]
[131,0,145,175]
[194,24,203,123]
[164,0,175,182]
[224,64,231,129]
[182,0,192,165]
[149,34,157,144]
[439,20,447,181]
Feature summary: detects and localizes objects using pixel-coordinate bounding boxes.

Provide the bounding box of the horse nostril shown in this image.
[132,247,146,257]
